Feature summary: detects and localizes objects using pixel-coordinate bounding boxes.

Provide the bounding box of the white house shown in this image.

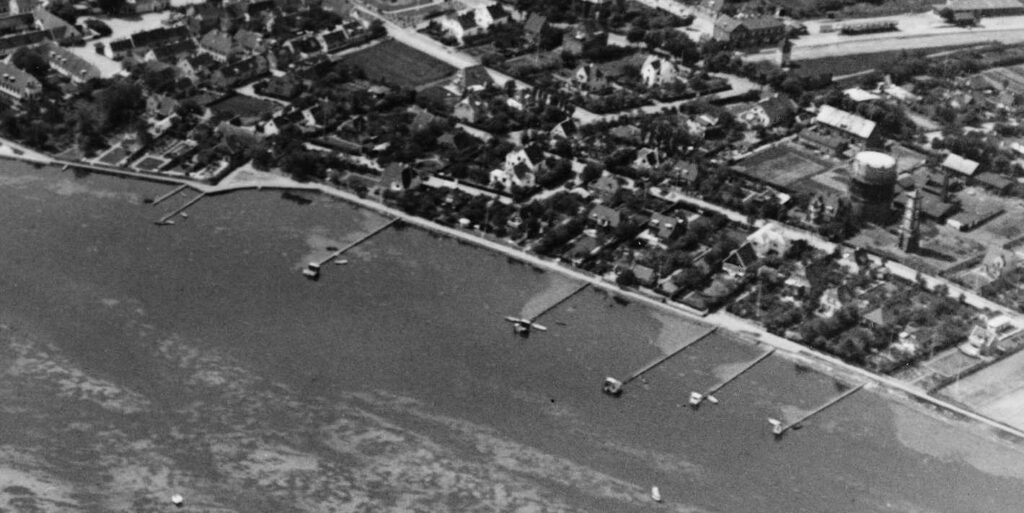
[489,163,536,190]
[438,11,481,42]
[474,4,509,29]
[640,55,683,87]
[504,145,545,171]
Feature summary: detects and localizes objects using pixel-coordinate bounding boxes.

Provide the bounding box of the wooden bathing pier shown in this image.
[603,327,718,396]
[690,348,775,408]
[769,383,865,437]
[303,218,400,279]
[504,283,590,336]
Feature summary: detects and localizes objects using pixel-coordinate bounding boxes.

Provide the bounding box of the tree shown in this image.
[97,81,145,131]
[95,0,126,14]
[11,47,49,79]
[617,269,638,288]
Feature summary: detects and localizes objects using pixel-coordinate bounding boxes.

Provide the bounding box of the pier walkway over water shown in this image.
[315,218,400,268]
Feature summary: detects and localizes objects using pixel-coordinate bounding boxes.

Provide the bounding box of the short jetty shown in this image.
[504,283,589,336]
[304,218,399,279]
[690,349,775,408]
[603,327,718,396]
[769,383,865,437]
[156,193,205,225]
[152,184,190,206]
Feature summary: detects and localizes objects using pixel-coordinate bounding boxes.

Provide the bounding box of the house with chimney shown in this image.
[0,61,40,104]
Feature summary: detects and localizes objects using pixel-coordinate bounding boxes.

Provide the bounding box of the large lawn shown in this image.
[340,40,455,89]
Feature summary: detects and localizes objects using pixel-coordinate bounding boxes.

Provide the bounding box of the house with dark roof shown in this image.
[380,163,422,193]
[209,55,268,89]
[669,160,700,186]
[131,26,190,51]
[475,4,509,28]
[504,145,545,172]
[451,64,492,94]
[186,2,222,35]
[573,63,608,91]
[438,11,481,42]
[146,39,198,63]
[738,94,796,128]
[320,29,348,53]
[722,242,758,276]
[588,204,622,229]
[285,35,323,57]
[713,16,786,47]
[263,74,302,99]
[200,30,239,62]
[0,61,41,103]
[146,93,180,118]
[490,161,537,190]
[176,52,219,81]
[562,235,600,265]
[550,118,576,139]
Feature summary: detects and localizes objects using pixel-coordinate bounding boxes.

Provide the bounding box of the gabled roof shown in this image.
[0,61,41,94]
[523,13,548,34]
[109,38,135,51]
[150,39,197,61]
[41,42,100,81]
[486,4,507,19]
[757,94,796,123]
[456,11,477,30]
[321,29,347,47]
[200,30,236,55]
[523,144,544,165]
[460,64,492,90]
[588,204,622,226]
[815,105,876,139]
[234,29,263,51]
[942,153,980,176]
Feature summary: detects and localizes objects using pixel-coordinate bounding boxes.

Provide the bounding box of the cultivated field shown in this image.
[341,40,455,89]
[209,95,280,119]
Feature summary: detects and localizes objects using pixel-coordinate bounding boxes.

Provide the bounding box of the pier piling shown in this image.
[691,349,775,408]
[604,327,718,396]
[152,185,189,206]
[304,218,400,279]
[769,383,864,437]
[157,193,205,225]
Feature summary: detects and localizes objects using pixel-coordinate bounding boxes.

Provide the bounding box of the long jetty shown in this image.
[157,193,205,224]
[691,348,775,408]
[528,283,590,323]
[315,218,400,267]
[770,383,865,437]
[152,184,190,206]
[621,327,718,387]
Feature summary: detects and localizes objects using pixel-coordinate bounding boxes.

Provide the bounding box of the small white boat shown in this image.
[651,486,662,503]
[180,212,188,219]
[689,391,703,407]
[171,494,184,508]
[334,259,349,265]
[302,263,321,280]
[602,377,623,396]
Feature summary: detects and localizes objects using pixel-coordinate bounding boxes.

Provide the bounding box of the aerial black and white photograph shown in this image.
[0,0,1023,510]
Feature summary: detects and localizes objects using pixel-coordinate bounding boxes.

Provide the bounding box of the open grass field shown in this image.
[736,143,831,188]
[209,94,280,119]
[341,40,455,89]
[792,44,980,78]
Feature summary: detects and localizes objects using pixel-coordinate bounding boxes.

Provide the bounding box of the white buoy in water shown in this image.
[651,486,662,502]
[171,494,184,507]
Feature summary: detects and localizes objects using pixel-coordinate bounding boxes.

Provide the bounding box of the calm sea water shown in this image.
[0,163,1022,513]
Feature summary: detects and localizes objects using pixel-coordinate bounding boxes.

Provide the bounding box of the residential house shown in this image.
[648,213,685,242]
[474,4,509,29]
[320,29,348,53]
[380,163,422,193]
[504,145,545,172]
[186,2,222,35]
[176,52,219,81]
[633,147,660,169]
[722,242,758,276]
[668,160,699,186]
[449,64,492,94]
[631,264,657,288]
[589,173,621,200]
[234,29,266,54]
[609,124,642,144]
[738,94,796,128]
[562,20,606,55]
[562,236,600,265]
[263,74,302,99]
[550,118,576,139]
[640,55,683,87]
[200,30,239,62]
[439,11,481,43]
[452,96,486,123]
[588,204,622,228]
[105,38,135,60]
[573,63,608,91]
[41,42,100,83]
[523,13,547,39]
[131,26,190,52]
[33,7,82,43]
[209,55,268,89]
[489,162,536,190]
[146,39,198,63]
[409,106,437,132]
[146,93,180,118]
[712,16,786,47]
[285,35,323,58]
[0,61,40,103]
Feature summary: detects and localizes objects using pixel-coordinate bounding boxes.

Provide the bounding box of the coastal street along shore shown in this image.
[11,148,1024,446]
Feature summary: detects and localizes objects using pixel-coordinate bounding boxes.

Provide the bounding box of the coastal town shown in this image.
[3,0,1024,502]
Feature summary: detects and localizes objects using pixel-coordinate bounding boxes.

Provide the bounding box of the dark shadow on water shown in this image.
[281,191,313,205]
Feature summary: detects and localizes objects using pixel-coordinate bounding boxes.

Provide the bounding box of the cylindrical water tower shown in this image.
[848,151,897,225]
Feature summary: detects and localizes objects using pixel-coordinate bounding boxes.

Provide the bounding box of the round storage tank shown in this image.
[848,151,897,225]
[851,151,897,185]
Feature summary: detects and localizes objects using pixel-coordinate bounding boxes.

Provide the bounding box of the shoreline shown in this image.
[9,151,1024,446]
